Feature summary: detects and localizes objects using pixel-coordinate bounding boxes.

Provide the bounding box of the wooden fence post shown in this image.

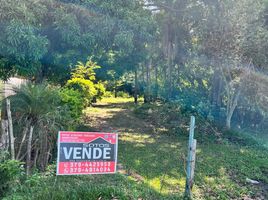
[184,116,196,199]
[190,139,197,189]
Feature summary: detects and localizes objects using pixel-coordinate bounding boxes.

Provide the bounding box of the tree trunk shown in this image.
[211,67,223,121]
[226,115,232,129]
[141,64,145,86]
[33,148,39,168]
[154,65,158,100]
[134,68,138,104]
[0,120,9,151]
[26,125,34,176]
[39,130,48,171]
[16,125,28,160]
[147,59,152,102]
[46,145,51,168]
[226,91,240,129]
[142,64,148,103]
[6,99,15,160]
[167,45,172,100]
[144,60,151,103]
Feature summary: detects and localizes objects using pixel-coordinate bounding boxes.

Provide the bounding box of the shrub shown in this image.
[0,151,9,162]
[0,160,24,197]
[60,88,84,120]
[66,77,97,105]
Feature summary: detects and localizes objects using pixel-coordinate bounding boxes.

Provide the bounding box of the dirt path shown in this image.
[83,99,150,182]
[83,100,153,134]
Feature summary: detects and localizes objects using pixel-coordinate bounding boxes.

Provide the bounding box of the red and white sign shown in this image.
[56,131,118,175]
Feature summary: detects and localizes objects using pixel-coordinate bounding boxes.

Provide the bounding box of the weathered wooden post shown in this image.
[190,139,197,188]
[184,116,197,199]
[6,99,15,160]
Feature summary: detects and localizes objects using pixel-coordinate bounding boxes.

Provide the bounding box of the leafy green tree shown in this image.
[203,0,266,128]
[66,59,105,105]
[0,0,155,84]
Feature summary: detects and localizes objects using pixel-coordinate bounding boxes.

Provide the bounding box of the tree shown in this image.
[192,0,265,128]
[0,0,154,84]
[144,0,192,101]
[10,83,72,173]
[66,59,105,105]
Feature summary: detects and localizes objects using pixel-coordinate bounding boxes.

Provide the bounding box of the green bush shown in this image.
[60,88,84,120]
[66,77,97,105]
[0,151,9,162]
[0,160,24,197]
[66,59,106,105]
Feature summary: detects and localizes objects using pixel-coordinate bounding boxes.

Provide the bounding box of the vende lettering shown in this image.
[63,145,111,160]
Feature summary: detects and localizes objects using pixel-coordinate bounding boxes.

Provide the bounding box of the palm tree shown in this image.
[10,83,71,174]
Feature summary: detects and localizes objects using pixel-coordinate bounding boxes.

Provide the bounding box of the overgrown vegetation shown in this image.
[2,98,267,199]
[0,0,268,199]
[0,157,24,198]
[9,83,73,173]
[0,0,267,129]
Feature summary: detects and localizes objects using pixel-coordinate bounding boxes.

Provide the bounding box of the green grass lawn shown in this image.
[4,97,268,200]
[116,116,268,199]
